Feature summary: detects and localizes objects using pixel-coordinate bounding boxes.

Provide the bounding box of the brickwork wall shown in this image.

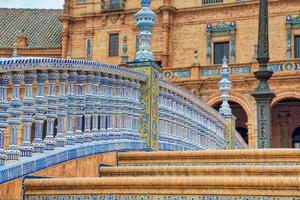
[66,0,300,67]
[64,0,300,148]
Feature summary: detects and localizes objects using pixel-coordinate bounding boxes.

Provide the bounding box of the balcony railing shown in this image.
[101,0,125,11]
[202,0,223,5]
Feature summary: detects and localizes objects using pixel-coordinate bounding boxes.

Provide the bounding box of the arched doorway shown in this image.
[292,127,300,148]
[213,101,248,144]
[271,98,300,148]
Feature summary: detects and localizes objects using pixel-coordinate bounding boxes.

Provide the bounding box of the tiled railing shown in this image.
[0,57,229,184]
[159,80,226,150]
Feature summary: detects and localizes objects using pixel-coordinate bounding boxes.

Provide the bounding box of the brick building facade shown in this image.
[61,0,300,148]
[1,0,300,148]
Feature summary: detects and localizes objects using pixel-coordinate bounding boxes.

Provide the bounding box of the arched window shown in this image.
[293,127,300,148]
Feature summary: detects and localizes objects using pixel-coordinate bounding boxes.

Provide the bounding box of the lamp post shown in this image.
[251,0,275,148]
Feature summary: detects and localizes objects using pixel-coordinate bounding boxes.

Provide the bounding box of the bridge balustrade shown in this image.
[158,80,226,150]
[0,57,229,184]
[0,57,145,162]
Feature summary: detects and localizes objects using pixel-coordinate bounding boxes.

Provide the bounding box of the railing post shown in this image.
[106,75,115,139]
[99,74,108,140]
[7,72,23,160]
[55,71,68,147]
[20,71,36,157]
[44,70,59,150]
[66,71,77,145]
[92,73,101,141]
[75,71,86,143]
[0,73,10,164]
[84,72,95,142]
[32,70,48,153]
[129,62,161,151]
[219,56,235,149]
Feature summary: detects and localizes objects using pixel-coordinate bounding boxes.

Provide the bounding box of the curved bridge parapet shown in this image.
[159,80,227,150]
[0,57,229,184]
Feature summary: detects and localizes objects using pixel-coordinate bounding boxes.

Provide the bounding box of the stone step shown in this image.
[24,176,300,198]
[99,165,300,177]
[117,149,300,166]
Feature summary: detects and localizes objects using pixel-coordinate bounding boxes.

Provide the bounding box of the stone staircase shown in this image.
[24,149,300,199]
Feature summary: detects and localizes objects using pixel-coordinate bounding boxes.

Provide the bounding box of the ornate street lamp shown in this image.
[251,0,275,148]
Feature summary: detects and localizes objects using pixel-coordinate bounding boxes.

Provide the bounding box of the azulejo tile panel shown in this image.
[231,66,250,74]
[201,69,220,76]
[173,70,191,78]
[25,195,299,200]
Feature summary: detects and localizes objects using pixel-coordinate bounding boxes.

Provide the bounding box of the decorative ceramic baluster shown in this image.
[32,70,48,153]
[99,74,108,140]
[75,71,85,143]
[66,71,77,145]
[115,77,123,140]
[121,113,128,139]
[107,75,115,139]
[135,0,157,61]
[0,73,10,164]
[219,56,232,116]
[128,79,135,101]
[20,71,36,157]
[123,78,130,100]
[6,72,23,160]
[55,71,68,147]
[84,72,95,142]
[100,74,108,97]
[44,70,59,150]
[92,73,101,141]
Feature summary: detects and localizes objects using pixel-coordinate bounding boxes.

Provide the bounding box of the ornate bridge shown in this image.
[0,57,244,185]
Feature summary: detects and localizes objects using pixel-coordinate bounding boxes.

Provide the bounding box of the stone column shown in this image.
[55,71,69,147]
[32,70,48,153]
[20,71,36,157]
[251,0,275,148]
[7,72,23,160]
[0,73,10,164]
[44,70,59,150]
